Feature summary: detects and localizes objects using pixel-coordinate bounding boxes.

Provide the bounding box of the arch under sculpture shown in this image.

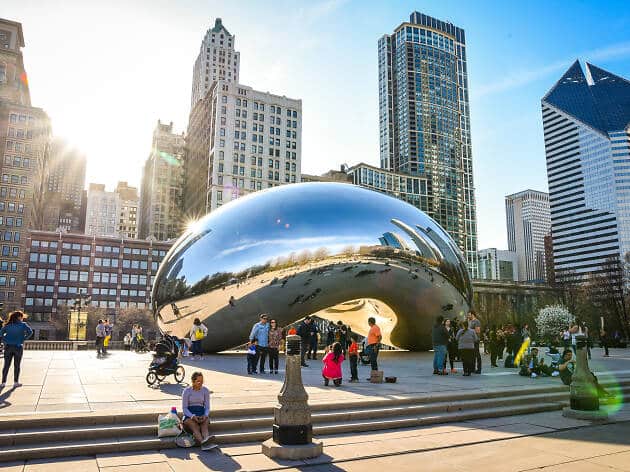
[152,183,472,352]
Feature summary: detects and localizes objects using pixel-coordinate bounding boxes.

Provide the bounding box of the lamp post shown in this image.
[70,290,91,341]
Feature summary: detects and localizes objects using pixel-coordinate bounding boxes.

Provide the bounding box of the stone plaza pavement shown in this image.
[1,347,629,416]
[2,409,630,471]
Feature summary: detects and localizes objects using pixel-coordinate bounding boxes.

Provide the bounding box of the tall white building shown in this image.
[115,181,139,239]
[542,61,630,282]
[190,18,240,109]
[477,248,518,281]
[205,81,302,211]
[85,183,119,237]
[505,190,551,282]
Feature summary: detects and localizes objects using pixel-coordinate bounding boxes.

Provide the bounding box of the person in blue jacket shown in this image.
[0,310,33,388]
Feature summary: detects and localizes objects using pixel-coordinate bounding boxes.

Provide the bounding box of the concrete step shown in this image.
[0,383,626,462]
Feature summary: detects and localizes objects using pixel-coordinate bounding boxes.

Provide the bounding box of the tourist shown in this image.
[431,315,449,375]
[557,349,610,397]
[246,339,258,374]
[561,327,571,349]
[509,324,523,359]
[326,321,336,347]
[103,319,113,356]
[297,316,313,367]
[123,332,132,351]
[488,325,499,367]
[582,322,592,360]
[0,310,33,388]
[95,319,106,359]
[467,311,482,373]
[189,318,208,360]
[569,322,580,354]
[182,371,213,447]
[268,318,284,374]
[336,321,348,355]
[600,329,610,357]
[306,319,319,360]
[249,314,270,373]
[519,347,548,377]
[445,319,458,373]
[456,320,478,376]
[496,325,506,360]
[365,317,382,377]
[348,333,359,382]
[322,342,345,387]
[131,324,138,351]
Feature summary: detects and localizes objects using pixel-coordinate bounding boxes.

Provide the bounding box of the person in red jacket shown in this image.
[348,334,359,382]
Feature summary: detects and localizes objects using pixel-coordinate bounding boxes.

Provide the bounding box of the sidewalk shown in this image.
[3,406,630,471]
[1,348,629,417]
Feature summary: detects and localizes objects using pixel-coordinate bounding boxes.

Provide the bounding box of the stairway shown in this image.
[1,380,628,462]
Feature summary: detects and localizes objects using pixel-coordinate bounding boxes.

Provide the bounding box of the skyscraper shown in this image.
[139,120,185,241]
[42,138,86,233]
[190,18,240,109]
[505,190,550,282]
[115,181,139,239]
[477,248,518,281]
[85,183,119,237]
[379,12,478,276]
[541,61,630,281]
[0,18,51,309]
[183,20,302,217]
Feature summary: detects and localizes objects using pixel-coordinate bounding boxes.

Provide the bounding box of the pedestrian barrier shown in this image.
[23,340,126,350]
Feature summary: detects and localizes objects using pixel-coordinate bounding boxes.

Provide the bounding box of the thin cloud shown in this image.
[474,41,630,98]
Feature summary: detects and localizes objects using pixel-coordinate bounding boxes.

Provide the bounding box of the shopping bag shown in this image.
[157,412,181,437]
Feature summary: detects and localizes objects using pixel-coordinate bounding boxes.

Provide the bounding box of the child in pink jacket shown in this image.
[322,342,345,386]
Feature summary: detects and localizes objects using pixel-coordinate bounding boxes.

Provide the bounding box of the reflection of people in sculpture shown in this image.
[365,317,382,375]
[229,296,236,307]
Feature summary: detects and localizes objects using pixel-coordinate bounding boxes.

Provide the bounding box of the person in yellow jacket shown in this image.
[189,318,208,360]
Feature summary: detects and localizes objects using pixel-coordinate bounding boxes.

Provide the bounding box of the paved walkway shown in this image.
[3,407,630,471]
[1,347,629,417]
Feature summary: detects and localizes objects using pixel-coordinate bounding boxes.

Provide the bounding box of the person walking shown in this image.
[190,318,208,360]
[0,311,33,388]
[467,311,482,374]
[268,318,284,374]
[456,321,478,376]
[365,317,382,378]
[297,316,313,367]
[249,314,270,373]
[95,319,106,359]
[432,316,449,375]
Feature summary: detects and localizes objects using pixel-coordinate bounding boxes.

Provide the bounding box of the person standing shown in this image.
[131,325,138,351]
[336,321,348,355]
[365,317,382,378]
[249,314,270,373]
[326,321,336,347]
[268,319,284,374]
[0,311,33,388]
[95,319,106,359]
[432,316,449,375]
[190,318,208,360]
[489,325,499,367]
[103,319,113,356]
[467,311,482,374]
[600,329,610,357]
[123,332,132,351]
[297,316,313,367]
[306,320,320,360]
[445,319,459,373]
[456,321,478,376]
[348,334,359,382]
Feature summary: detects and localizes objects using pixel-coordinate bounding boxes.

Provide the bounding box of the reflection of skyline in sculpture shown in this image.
[153,183,472,351]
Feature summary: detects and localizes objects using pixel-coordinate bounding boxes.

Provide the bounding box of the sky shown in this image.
[5,0,630,249]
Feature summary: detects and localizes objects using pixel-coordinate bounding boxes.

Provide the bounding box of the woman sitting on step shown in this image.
[182,371,214,447]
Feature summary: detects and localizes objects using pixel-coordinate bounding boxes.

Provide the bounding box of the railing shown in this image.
[23,340,127,351]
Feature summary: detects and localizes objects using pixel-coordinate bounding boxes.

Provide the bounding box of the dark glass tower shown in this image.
[378,12,478,276]
[542,61,630,281]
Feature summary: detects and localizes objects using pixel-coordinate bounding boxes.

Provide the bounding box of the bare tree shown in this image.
[587,257,630,338]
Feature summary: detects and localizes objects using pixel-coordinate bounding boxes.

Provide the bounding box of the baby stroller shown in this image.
[146,334,185,385]
[359,341,372,366]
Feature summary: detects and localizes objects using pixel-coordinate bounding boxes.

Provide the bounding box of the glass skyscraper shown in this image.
[378,12,478,276]
[542,61,630,280]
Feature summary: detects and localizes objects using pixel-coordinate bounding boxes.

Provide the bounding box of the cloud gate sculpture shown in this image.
[152,183,472,352]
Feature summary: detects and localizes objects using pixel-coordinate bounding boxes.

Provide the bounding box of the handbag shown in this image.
[157,412,181,438]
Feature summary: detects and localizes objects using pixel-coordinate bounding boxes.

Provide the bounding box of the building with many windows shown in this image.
[85,183,119,237]
[379,12,478,276]
[190,81,302,212]
[115,181,139,239]
[42,137,86,233]
[541,61,630,281]
[0,18,52,308]
[477,248,518,281]
[139,120,185,241]
[190,18,240,109]
[505,189,550,282]
[22,230,172,339]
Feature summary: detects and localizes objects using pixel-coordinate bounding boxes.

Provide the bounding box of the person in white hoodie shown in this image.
[189,318,208,360]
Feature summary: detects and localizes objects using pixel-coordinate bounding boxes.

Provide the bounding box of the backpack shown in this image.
[194,327,204,340]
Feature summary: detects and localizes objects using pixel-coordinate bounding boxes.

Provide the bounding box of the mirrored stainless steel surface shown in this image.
[152,183,472,351]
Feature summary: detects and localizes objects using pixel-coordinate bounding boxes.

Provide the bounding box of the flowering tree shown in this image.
[535,305,575,344]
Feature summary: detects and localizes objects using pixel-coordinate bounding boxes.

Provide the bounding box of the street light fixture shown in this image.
[69,289,91,341]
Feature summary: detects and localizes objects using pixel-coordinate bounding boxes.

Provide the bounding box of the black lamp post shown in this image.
[70,289,91,341]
